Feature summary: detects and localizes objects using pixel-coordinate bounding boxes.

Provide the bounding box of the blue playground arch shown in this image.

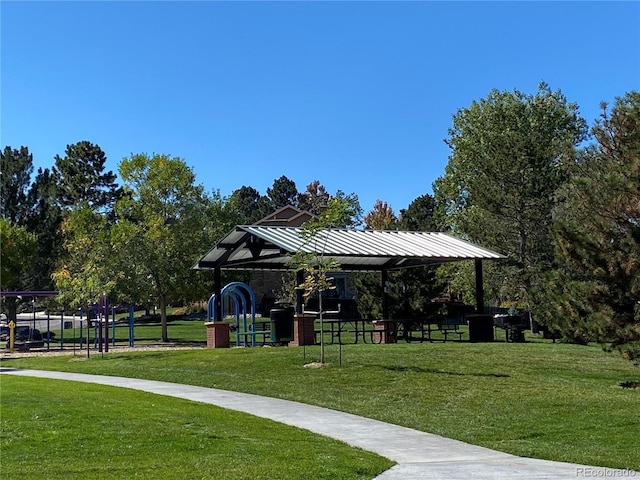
[207,282,261,347]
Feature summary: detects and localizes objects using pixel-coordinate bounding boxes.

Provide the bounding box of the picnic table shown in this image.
[493,314,526,343]
[371,318,453,343]
[315,318,371,345]
[311,316,468,346]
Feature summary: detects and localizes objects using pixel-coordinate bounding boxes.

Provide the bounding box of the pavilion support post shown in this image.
[475,259,485,314]
[214,267,222,322]
[381,270,389,319]
[295,270,304,314]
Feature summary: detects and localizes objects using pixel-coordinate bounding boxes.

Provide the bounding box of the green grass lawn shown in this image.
[40,317,209,348]
[2,337,639,473]
[1,375,391,480]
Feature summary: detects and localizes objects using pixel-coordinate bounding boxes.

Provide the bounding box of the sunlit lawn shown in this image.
[1,375,391,480]
[2,330,639,473]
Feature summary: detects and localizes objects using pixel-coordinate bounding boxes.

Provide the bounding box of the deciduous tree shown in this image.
[52,207,115,312]
[0,219,36,320]
[364,200,397,230]
[292,197,354,364]
[433,82,587,313]
[112,153,224,342]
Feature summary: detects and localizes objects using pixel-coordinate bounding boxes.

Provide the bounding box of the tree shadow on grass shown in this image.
[378,365,510,378]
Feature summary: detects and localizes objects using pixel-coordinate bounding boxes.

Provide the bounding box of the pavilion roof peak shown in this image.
[194,226,506,272]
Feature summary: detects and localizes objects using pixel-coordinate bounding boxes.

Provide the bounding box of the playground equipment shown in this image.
[88,301,135,350]
[207,282,263,347]
[0,289,137,353]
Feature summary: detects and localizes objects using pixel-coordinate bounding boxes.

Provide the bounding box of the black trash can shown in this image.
[506,326,525,343]
[270,308,294,343]
[467,314,494,343]
[504,315,526,343]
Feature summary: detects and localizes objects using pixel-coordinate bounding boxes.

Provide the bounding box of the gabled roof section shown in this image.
[254,205,316,227]
[194,226,506,272]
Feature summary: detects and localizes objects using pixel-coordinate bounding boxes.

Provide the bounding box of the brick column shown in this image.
[373,320,397,344]
[205,322,230,348]
[288,314,316,346]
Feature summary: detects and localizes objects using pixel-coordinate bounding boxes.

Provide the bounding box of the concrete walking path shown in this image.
[1,368,634,479]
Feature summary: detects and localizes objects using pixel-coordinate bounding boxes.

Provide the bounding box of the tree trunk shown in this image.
[160,296,169,342]
[6,298,18,323]
[319,292,324,364]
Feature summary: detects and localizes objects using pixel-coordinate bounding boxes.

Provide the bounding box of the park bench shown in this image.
[232,321,273,346]
[249,322,272,344]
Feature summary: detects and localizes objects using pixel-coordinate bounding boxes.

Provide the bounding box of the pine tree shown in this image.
[553,91,640,361]
[53,141,122,212]
[267,175,298,210]
[0,146,34,225]
[24,168,64,291]
[229,186,271,223]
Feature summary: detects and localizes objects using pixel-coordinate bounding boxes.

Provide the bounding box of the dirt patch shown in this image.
[303,362,330,369]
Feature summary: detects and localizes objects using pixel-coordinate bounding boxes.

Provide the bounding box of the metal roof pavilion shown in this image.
[195,226,506,320]
[194,226,506,272]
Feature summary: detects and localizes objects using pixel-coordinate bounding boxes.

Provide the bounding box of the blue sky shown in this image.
[2,1,639,216]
